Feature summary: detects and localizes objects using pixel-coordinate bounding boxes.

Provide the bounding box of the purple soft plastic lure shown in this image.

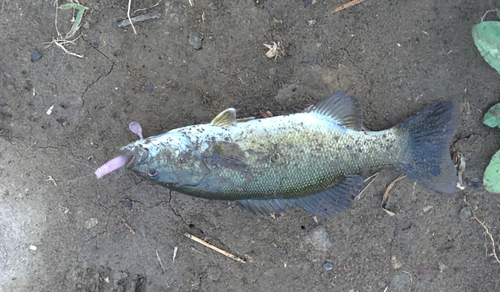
[95,122,143,179]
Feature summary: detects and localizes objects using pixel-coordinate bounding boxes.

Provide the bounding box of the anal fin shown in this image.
[237,175,364,216]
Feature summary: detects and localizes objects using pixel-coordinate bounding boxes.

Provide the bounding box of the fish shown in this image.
[95,91,458,216]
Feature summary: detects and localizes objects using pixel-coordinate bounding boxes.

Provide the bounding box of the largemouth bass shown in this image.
[96,91,458,216]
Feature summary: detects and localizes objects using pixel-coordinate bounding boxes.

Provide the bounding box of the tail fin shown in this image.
[396,101,459,194]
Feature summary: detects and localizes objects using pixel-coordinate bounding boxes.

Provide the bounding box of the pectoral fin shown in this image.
[237,174,364,216]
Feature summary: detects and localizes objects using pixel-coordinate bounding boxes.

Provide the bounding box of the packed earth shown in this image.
[1,0,500,291]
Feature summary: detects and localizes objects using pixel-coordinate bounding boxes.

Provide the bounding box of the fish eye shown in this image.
[147,170,159,180]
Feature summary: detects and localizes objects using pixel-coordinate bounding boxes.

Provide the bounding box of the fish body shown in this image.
[102,91,458,216]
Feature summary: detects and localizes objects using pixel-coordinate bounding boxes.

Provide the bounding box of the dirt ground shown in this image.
[1,0,500,291]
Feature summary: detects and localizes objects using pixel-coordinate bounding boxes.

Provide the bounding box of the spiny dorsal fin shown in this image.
[211,108,237,127]
[305,91,363,131]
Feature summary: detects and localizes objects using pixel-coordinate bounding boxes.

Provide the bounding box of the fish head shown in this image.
[120,131,209,187]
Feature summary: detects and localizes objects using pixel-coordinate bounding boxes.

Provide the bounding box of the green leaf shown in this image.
[472,21,500,74]
[484,103,500,128]
[58,3,88,11]
[484,149,500,193]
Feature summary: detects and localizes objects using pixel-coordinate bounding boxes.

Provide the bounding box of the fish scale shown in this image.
[170,113,405,200]
[99,91,458,216]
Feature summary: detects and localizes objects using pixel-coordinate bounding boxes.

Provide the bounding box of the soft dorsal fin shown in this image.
[211,108,237,127]
[236,117,255,123]
[305,91,363,131]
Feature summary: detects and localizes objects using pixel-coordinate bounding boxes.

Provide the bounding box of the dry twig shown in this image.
[464,198,500,264]
[119,218,136,234]
[381,175,406,216]
[356,172,380,200]
[332,0,366,13]
[172,246,178,261]
[184,233,246,263]
[46,1,88,58]
[155,250,164,272]
[134,0,162,13]
[127,0,137,34]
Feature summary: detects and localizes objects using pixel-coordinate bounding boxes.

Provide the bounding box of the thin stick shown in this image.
[45,176,57,186]
[117,13,160,28]
[155,250,165,272]
[356,172,380,200]
[481,10,496,22]
[54,0,62,38]
[381,175,406,216]
[127,0,137,34]
[382,175,406,203]
[134,0,162,13]
[184,233,246,263]
[464,198,500,264]
[172,246,178,261]
[53,39,84,58]
[120,218,136,234]
[332,0,366,13]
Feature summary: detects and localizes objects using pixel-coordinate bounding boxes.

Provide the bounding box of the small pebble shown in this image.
[438,261,446,272]
[391,274,410,291]
[322,261,334,271]
[308,20,316,25]
[304,225,332,252]
[125,199,133,208]
[418,265,434,276]
[29,245,37,251]
[85,218,99,229]
[458,206,472,220]
[269,68,276,75]
[31,49,42,62]
[92,41,100,48]
[391,255,402,269]
[207,266,222,281]
[422,206,433,213]
[146,84,154,91]
[188,32,203,50]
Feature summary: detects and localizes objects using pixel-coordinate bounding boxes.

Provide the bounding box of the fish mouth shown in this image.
[121,145,149,169]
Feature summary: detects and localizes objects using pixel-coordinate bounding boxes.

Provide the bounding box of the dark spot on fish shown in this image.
[382,134,387,139]
[224,136,229,141]
[346,145,352,150]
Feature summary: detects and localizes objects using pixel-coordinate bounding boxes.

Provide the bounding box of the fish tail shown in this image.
[396,101,459,193]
